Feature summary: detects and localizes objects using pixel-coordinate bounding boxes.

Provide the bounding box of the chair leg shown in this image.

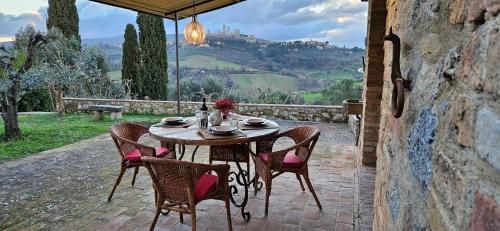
[264,181,272,215]
[108,164,126,202]
[180,212,184,223]
[225,198,233,231]
[190,208,197,231]
[131,166,139,186]
[254,173,259,196]
[303,174,322,210]
[150,207,161,231]
[296,174,305,192]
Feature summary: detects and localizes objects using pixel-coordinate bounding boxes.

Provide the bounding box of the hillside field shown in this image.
[308,70,361,81]
[168,55,257,71]
[108,70,121,80]
[300,91,325,103]
[229,73,300,93]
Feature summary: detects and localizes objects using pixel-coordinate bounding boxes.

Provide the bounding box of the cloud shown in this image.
[0,12,45,37]
[76,0,137,38]
[0,0,368,47]
[195,0,368,47]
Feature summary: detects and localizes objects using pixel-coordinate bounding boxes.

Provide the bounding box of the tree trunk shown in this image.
[52,87,65,116]
[1,87,21,140]
[48,88,58,112]
[2,103,21,140]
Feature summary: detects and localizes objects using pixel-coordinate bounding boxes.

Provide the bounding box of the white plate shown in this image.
[161,117,185,125]
[244,118,268,126]
[163,117,183,122]
[245,118,266,124]
[210,125,236,133]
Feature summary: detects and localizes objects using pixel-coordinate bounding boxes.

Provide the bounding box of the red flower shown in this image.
[214,98,237,116]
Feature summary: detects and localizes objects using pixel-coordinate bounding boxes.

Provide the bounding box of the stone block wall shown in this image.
[62,98,347,123]
[370,0,500,230]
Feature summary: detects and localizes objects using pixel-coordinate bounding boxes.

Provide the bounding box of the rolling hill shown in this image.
[89,34,364,104]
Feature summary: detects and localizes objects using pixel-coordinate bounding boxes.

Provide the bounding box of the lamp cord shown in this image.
[193,0,197,20]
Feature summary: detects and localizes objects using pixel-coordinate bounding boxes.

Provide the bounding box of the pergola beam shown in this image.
[90,0,245,20]
[164,0,217,18]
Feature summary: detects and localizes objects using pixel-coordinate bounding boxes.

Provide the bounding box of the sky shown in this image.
[0,0,368,47]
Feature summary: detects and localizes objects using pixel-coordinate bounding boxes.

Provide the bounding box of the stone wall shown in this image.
[63,98,347,123]
[368,0,500,230]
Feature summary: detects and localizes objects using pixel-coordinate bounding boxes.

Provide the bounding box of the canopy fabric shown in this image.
[90,0,244,20]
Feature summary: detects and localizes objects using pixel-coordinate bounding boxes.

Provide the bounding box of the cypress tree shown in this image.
[136,12,168,100]
[47,0,81,45]
[122,24,141,98]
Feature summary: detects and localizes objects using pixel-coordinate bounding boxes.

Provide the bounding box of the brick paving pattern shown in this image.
[0,121,375,230]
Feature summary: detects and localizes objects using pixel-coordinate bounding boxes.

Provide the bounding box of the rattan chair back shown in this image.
[141,157,229,204]
[110,122,151,159]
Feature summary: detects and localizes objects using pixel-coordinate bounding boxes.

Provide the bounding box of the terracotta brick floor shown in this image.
[0,120,375,230]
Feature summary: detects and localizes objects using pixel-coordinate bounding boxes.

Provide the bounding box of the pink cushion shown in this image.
[124,147,169,161]
[258,151,305,168]
[195,174,218,201]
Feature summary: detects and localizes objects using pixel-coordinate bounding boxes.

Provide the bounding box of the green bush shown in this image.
[19,89,52,112]
[322,79,362,105]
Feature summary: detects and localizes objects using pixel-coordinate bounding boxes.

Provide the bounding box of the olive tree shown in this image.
[1,26,123,140]
[22,28,82,116]
[0,29,46,139]
[25,29,124,115]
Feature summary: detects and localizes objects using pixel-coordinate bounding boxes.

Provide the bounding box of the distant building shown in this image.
[209,25,251,41]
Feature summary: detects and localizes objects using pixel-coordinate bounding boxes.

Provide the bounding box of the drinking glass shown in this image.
[195,110,201,129]
[229,113,239,130]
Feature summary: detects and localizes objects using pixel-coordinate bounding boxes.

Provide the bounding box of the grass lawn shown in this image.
[230,73,300,93]
[0,113,169,163]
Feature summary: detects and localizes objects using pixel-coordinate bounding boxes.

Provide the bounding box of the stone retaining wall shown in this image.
[63,98,347,123]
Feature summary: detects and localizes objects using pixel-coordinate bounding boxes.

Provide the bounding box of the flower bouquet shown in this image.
[214,98,237,119]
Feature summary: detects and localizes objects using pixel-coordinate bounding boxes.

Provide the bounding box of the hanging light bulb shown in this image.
[184,0,206,44]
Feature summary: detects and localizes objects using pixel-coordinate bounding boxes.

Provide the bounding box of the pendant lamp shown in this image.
[184,0,206,44]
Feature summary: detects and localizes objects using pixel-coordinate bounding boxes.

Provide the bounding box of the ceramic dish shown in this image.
[209,125,238,135]
[161,117,185,125]
[244,118,268,126]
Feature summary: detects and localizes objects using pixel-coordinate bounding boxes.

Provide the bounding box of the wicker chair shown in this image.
[108,122,176,202]
[253,125,322,215]
[141,156,232,231]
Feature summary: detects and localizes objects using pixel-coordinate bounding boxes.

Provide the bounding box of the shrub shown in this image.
[19,89,52,112]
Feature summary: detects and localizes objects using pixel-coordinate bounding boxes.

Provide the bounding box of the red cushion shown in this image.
[124,147,169,161]
[195,174,218,201]
[258,151,304,168]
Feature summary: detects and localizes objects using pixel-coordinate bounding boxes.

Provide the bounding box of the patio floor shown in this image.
[0,120,375,231]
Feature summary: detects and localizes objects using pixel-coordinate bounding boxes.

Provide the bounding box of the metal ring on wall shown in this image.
[391,78,405,118]
[383,27,411,118]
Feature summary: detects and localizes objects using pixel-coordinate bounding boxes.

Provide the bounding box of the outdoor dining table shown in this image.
[148,117,280,221]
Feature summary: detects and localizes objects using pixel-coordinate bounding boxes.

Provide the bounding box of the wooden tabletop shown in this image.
[149,118,280,146]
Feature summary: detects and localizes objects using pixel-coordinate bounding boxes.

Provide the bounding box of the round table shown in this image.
[149,118,279,221]
[149,119,279,145]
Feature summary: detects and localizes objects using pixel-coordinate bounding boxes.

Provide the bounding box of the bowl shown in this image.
[246,117,265,125]
[162,117,184,125]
